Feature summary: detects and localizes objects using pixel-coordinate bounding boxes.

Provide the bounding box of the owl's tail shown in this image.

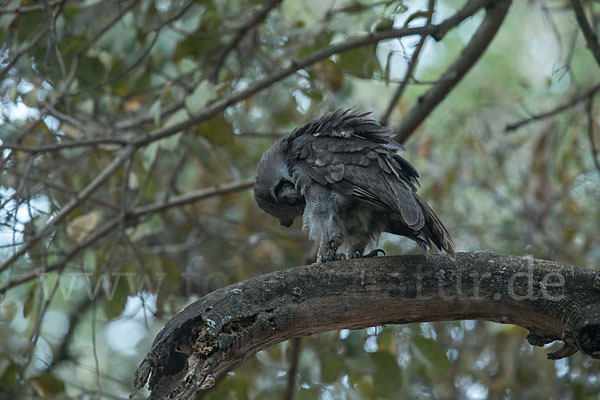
[414,194,456,259]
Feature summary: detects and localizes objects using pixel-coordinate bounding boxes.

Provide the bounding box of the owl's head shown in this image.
[254,138,305,227]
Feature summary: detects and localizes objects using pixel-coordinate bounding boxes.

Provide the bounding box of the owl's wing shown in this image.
[289,109,425,230]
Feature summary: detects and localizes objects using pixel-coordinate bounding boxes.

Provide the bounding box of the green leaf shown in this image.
[320,350,343,383]
[128,214,164,241]
[185,81,217,114]
[369,351,401,399]
[296,388,319,400]
[297,33,332,59]
[410,336,451,379]
[163,109,189,134]
[373,18,395,32]
[22,88,39,108]
[151,255,181,316]
[0,362,18,389]
[30,374,65,397]
[160,256,181,290]
[180,135,212,166]
[313,59,343,92]
[103,260,138,320]
[16,12,45,43]
[149,98,162,126]
[79,56,106,85]
[61,34,87,55]
[195,115,233,146]
[175,36,220,62]
[339,45,381,78]
[23,282,39,318]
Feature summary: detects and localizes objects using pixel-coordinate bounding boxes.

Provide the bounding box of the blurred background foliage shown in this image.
[1,0,600,398]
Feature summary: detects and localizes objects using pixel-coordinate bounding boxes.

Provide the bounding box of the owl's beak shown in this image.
[279,218,294,227]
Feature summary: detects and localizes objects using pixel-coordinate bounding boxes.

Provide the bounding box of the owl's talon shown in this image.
[365,248,385,257]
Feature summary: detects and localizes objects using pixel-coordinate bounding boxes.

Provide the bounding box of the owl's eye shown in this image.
[274,180,294,200]
[282,195,297,206]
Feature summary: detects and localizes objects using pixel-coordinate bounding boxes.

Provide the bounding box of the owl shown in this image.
[254,109,455,262]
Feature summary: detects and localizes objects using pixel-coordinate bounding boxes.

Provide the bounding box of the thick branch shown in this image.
[132,252,600,399]
[394,0,511,143]
[572,0,600,69]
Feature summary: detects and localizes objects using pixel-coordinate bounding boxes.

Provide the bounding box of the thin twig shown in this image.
[0,137,130,152]
[0,27,48,78]
[78,0,140,55]
[114,1,487,136]
[0,177,254,291]
[129,178,255,218]
[431,0,494,41]
[505,83,600,132]
[571,0,600,69]
[3,167,120,211]
[78,29,159,94]
[145,0,196,33]
[0,217,121,295]
[135,25,439,147]
[0,145,136,275]
[41,0,57,67]
[587,97,600,174]
[14,54,80,145]
[283,338,302,400]
[235,132,286,139]
[47,296,97,369]
[380,0,435,126]
[0,0,69,13]
[209,0,282,81]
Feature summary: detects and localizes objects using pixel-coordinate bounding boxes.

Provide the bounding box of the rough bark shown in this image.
[131,252,600,399]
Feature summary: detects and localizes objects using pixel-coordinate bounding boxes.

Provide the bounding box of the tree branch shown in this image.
[587,96,600,174]
[133,0,498,149]
[133,25,436,147]
[99,0,494,142]
[283,338,302,400]
[505,82,600,132]
[0,26,48,78]
[380,0,435,127]
[0,217,121,295]
[571,0,600,69]
[208,0,282,82]
[0,137,131,152]
[132,252,600,399]
[0,0,68,14]
[394,0,511,143]
[0,178,254,292]
[41,0,57,67]
[0,145,135,275]
[128,178,255,219]
[78,0,140,55]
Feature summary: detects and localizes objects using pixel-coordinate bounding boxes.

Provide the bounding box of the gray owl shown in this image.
[254,109,455,262]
